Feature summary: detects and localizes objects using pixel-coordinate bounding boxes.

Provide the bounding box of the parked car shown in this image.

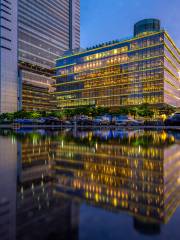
[76,115,90,121]
[14,119,34,124]
[164,113,180,126]
[93,117,103,125]
[63,120,72,125]
[127,119,143,126]
[114,115,143,126]
[42,117,62,125]
[112,115,128,125]
[33,118,46,124]
[144,120,164,126]
[115,119,129,126]
[0,119,12,124]
[116,119,143,126]
[93,116,111,125]
[76,119,93,125]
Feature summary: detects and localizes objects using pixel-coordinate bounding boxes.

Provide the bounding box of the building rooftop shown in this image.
[62,36,134,57]
[60,19,164,59]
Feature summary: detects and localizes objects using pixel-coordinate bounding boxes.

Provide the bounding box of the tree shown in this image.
[40,111,48,117]
[137,104,154,118]
[13,110,31,119]
[30,112,42,119]
[117,106,129,115]
[63,109,75,118]
[0,112,14,121]
[73,107,90,116]
[128,107,138,119]
[94,107,110,116]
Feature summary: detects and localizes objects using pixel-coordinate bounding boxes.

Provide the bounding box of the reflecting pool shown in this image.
[0,129,180,240]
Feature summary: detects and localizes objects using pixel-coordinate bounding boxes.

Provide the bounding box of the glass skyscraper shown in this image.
[53,19,180,109]
[18,0,80,111]
[0,0,18,113]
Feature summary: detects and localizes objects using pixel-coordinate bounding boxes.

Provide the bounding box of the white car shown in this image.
[115,120,129,126]
[115,119,142,126]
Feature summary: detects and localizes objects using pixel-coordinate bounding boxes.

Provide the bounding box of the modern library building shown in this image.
[53,19,180,110]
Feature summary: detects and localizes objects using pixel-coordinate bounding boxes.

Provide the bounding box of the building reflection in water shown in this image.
[53,130,180,234]
[0,135,17,240]
[16,131,79,240]
[0,129,179,239]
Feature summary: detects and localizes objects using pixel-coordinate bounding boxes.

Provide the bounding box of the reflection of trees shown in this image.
[56,130,175,148]
[0,129,176,149]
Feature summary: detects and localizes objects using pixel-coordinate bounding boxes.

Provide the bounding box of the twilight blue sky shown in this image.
[80,0,180,48]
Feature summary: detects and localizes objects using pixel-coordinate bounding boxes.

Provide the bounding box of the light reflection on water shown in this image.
[0,129,180,240]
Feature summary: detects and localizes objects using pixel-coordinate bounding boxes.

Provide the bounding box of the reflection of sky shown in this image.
[81,0,180,48]
[94,130,129,140]
[79,204,180,240]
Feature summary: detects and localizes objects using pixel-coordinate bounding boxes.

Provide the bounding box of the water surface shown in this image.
[0,129,180,240]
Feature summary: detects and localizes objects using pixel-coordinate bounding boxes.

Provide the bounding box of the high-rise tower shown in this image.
[0,0,18,113]
[18,0,80,111]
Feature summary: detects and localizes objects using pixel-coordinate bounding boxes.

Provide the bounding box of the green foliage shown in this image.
[45,111,65,119]
[0,112,14,121]
[0,110,42,122]
[95,107,110,116]
[30,112,42,119]
[13,110,30,119]
[0,104,155,123]
[73,107,89,116]
[136,104,154,118]
[13,111,42,119]
[60,106,110,118]
[63,109,75,118]
[128,107,138,118]
[54,111,65,119]
[111,104,155,119]
[39,111,48,117]
[117,107,129,115]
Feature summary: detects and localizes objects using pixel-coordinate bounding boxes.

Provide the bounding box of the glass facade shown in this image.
[134,19,160,37]
[22,82,56,112]
[54,30,180,109]
[54,130,180,224]
[18,0,80,111]
[164,33,180,107]
[19,64,56,111]
[0,0,18,113]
